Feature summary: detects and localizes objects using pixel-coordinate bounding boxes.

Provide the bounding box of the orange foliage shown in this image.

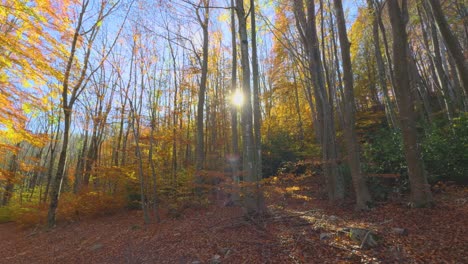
[13,192,126,228]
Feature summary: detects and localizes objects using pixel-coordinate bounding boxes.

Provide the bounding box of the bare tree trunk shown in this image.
[195,1,210,190]
[292,69,305,145]
[1,144,20,205]
[428,0,468,96]
[376,1,399,113]
[73,124,89,193]
[47,109,71,227]
[230,0,240,202]
[333,0,372,210]
[236,0,265,215]
[388,0,433,208]
[293,0,344,201]
[167,32,178,187]
[43,116,60,203]
[129,102,150,224]
[250,0,262,181]
[47,0,116,227]
[418,1,453,121]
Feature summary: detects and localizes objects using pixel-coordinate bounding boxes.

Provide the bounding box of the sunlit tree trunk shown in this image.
[230,0,240,202]
[236,0,266,215]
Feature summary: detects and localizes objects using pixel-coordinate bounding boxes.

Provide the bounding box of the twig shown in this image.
[360,231,371,249]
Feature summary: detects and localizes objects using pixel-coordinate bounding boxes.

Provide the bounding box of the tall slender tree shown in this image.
[48,0,120,228]
[195,0,210,184]
[333,0,372,210]
[387,0,433,208]
[235,0,265,215]
[428,0,468,97]
[293,0,344,201]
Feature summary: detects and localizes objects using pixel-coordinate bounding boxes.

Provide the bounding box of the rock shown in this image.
[320,232,333,240]
[210,254,221,264]
[90,243,103,251]
[391,228,408,236]
[218,247,230,256]
[348,228,379,248]
[329,215,339,222]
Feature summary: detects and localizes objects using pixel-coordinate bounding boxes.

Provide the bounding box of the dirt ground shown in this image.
[1,175,467,263]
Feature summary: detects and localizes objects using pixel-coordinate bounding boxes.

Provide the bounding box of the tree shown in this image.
[367,0,397,127]
[250,0,262,180]
[293,0,344,201]
[195,0,210,185]
[333,0,372,210]
[47,0,119,228]
[387,0,433,207]
[230,0,240,201]
[427,0,468,98]
[235,0,265,215]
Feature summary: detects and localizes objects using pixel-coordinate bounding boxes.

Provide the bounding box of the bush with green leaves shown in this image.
[362,114,468,191]
[423,114,468,184]
[362,128,406,176]
[262,131,299,178]
[362,128,408,200]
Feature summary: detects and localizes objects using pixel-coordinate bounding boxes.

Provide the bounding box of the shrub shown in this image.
[362,128,406,176]
[0,206,13,223]
[362,114,468,200]
[10,191,126,227]
[423,114,468,184]
[362,128,410,200]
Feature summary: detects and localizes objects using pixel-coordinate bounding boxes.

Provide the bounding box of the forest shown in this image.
[0,0,467,263]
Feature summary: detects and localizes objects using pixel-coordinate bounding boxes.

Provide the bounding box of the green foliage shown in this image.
[362,114,468,200]
[262,132,297,178]
[362,128,409,200]
[423,114,468,184]
[126,187,142,210]
[363,128,406,175]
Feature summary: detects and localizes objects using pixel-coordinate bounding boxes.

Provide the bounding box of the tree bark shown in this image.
[293,0,344,201]
[236,0,265,215]
[368,0,397,128]
[388,0,433,207]
[428,0,468,97]
[333,0,372,210]
[195,1,210,190]
[230,0,240,202]
[251,0,262,181]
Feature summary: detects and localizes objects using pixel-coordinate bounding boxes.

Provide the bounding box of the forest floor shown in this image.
[1,174,467,264]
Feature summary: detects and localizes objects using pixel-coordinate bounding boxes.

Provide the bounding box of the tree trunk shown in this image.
[2,145,20,206]
[47,110,71,227]
[195,2,210,189]
[333,0,372,210]
[293,0,344,201]
[388,0,433,208]
[428,0,468,96]
[230,0,240,202]
[368,0,397,128]
[236,0,265,215]
[251,0,262,181]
